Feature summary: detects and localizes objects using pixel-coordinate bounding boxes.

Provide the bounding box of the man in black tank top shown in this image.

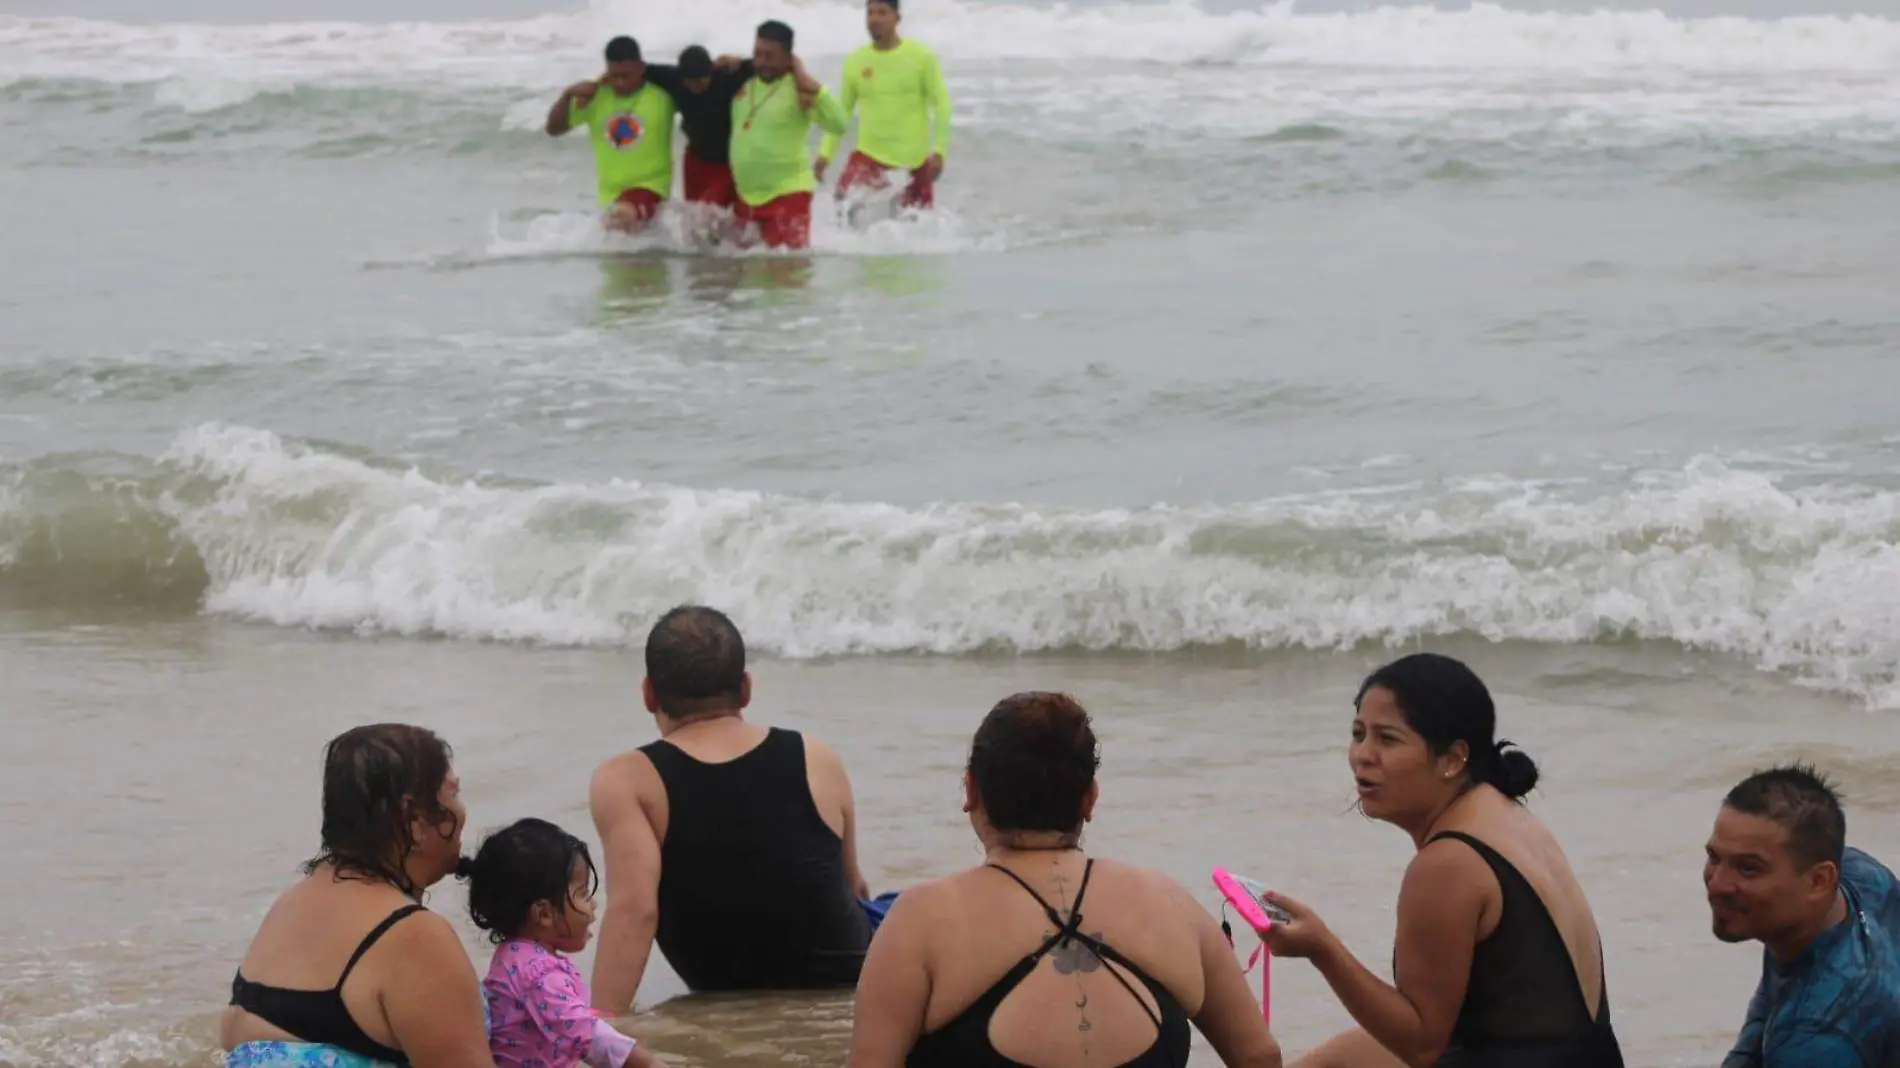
[587,605,886,1015]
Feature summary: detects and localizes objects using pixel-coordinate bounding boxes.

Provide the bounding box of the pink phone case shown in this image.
[1212,867,1275,932]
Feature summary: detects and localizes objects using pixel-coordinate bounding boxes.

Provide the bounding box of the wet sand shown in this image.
[6,619,1900,1067]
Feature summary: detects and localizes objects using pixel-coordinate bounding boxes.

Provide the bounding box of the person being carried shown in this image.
[1707,763,1900,1068]
[640,46,754,219]
[587,605,893,1015]
[816,0,952,218]
[460,818,662,1068]
[728,21,846,251]
[545,36,677,234]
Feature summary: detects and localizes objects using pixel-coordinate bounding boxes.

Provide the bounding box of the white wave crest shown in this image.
[469,197,1007,263]
[81,423,1900,710]
[152,74,276,113]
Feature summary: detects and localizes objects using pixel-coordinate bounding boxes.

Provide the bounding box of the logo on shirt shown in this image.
[862,67,875,79]
[607,113,644,149]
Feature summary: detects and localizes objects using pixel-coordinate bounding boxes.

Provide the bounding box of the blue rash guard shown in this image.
[1723,847,1900,1068]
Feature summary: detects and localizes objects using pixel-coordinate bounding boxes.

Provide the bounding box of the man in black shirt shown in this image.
[643,46,753,212]
[588,605,892,1012]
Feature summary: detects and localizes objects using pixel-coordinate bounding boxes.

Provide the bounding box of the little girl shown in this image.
[459,818,660,1068]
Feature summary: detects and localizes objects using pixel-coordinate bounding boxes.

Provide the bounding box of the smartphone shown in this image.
[1212,867,1292,931]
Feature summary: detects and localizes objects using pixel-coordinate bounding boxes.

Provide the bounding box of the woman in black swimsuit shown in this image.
[221,723,496,1068]
[847,691,1282,1068]
[1262,654,1625,1068]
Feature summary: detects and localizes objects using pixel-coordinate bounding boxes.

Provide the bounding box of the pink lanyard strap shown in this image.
[1221,918,1273,1025]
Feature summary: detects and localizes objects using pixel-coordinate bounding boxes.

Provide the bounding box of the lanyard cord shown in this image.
[1218,900,1272,1025]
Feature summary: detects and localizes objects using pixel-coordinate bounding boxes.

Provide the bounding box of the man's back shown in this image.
[1725,848,1900,1068]
[638,724,871,991]
[591,604,878,1012]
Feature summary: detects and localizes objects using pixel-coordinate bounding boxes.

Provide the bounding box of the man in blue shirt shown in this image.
[1706,762,1900,1068]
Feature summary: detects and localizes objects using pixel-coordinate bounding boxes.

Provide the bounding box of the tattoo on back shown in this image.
[1052,936,1106,975]
[1048,864,1098,1042]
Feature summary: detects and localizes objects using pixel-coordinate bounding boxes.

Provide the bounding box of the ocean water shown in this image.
[4,0,1900,1064]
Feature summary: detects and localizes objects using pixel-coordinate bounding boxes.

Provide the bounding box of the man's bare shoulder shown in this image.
[800,733,853,779]
[590,748,662,808]
[801,730,838,760]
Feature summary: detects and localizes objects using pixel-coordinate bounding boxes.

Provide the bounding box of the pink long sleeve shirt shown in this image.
[483,940,637,1068]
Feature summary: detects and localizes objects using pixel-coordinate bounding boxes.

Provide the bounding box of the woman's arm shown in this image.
[1301,843,1488,1068]
[380,911,499,1068]
[1174,882,1282,1068]
[846,891,934,1068]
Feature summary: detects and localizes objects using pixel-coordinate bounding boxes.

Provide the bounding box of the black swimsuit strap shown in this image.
[985,859,1095,938]
[336,904,427,989]
[984,860,1169,1046]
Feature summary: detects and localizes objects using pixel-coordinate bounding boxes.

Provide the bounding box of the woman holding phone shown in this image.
[1261,654,1625,1068]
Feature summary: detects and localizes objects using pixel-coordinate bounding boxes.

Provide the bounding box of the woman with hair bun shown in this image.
[847,691,1282,1068]
[1262,654,1625,1068]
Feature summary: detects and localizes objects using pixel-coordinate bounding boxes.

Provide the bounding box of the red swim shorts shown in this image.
[610,187,663,224]
[682,151,738,209]
[735,192,814,250]
[835,151,934,210]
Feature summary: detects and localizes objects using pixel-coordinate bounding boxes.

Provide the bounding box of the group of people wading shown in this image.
[221,604,1900,1068]
[545,0,950,250]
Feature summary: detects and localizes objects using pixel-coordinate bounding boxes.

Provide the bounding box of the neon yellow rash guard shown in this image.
[729,78,847,207]
[570,83,677,204]
[817,39,952,170]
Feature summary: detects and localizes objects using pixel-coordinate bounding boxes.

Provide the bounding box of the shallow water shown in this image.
[7,625,1900,1066]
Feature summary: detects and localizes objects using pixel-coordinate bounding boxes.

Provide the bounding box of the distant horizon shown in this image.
[5,0,1900,25]
[0,0,570,20]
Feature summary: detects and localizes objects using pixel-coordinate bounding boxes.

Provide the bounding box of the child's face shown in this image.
[545,858,598,954]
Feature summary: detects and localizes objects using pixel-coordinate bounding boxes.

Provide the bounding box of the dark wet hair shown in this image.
[678,45,713,79]
[645,605,746,718]
[969,692,1101,833]
[605,36,642,64]
[1723,762,1846,871]
[1356,653,1540,801]
[457,818,599,944]
[303,724,458,898]
[757,20,795,52]
[870,0,900,10]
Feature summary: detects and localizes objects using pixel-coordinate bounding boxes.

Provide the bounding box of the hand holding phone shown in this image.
[1213,868,1290,933]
